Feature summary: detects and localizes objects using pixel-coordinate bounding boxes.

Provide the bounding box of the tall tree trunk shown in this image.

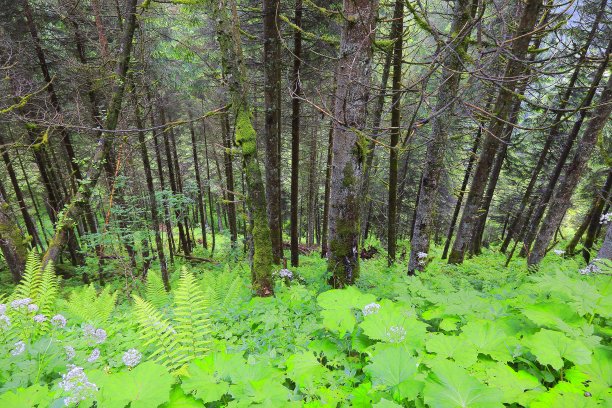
[581,170,612,262]
[327,0,378,288]
[387,0,403,266]
[448,0,542,264]
[592,223,612,262]
[290,0,303,267]
[203,120,216,256]
[307,125,318,246]
[528,74,612,266]
[212,0,274,296]
[321,111,334,257]
[408,0,475,272]
[263,0,283,263]
[42,0,139,268]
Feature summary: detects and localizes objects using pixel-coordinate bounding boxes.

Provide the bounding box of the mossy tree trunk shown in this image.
[212,0,274,296]
[327,0,379,288]
[0,194,27,282]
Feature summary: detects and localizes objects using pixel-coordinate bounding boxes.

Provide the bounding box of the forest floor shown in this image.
[0,236,610,407]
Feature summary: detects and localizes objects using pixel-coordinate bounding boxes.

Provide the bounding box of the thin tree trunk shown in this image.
[321,110,334,257]
[203,121,216,256]
[0,193,27,282]
[307,125,318,246]
[327,0,378,287]
[221,109,238,243]
[387,0,403,266]
[581,170,612,262]
[290,0,303,267]
[191,120,208,250]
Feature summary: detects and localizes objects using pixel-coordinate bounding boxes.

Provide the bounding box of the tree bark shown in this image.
[0,193,27,282]
[190,120,208,250]
[213,0,274,296]
[327,0,378,288]
[581,170,612,262]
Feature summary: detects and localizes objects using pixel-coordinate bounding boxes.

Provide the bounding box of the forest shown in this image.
[0,0,610,406]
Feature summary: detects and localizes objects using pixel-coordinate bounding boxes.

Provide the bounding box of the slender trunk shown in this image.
[321,111,334,257]
[191,120,208,250]
[409,0,475,272]
[327,0,378,287]
[221,109,238,243]
[307,125,318,246]
[203,121,216,256]
[581,170,612,262]
[290,0,303,267]
[528,74,612,266]
[0,193,27,282]
[387,0,403,265]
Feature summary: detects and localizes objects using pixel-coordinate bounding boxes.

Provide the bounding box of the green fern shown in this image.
[200,267,249,311]
[145,271,168,309]
[36,261,59,319]
[11,252,44,301]
[62,284,118,323]
[132,268,211,373]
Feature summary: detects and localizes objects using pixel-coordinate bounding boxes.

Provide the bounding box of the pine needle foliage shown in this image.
[132,268,211,373]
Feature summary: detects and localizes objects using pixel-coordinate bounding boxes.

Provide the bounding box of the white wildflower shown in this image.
[417,252,428,259]
[33,314,47,323]
[87,349,100,363]
[580,259,603,275]
[0,303,6,315]
[51,314,67,328]
[386,325,406,343]
[58,365,98,406]
[11,298,32,309]
[553,249,565,256]
[11,340,25,356]
[28,303,39,313]
[362,302,381,316]
[278,269,293,279]
[83,325,107,343]
[0,314,10,329]
[65,346,76,361]
[600,212,611,225]
[122,348,142,368]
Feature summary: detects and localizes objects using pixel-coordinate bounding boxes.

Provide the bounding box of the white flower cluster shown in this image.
[11,298,32,309]
[278,269,293,279]
[122,348,142,368]
[87,348,100,363]
[58,365,98,406]
[83,324,107,344]
[600,212,611,225]
[362,302,381,316]
[11,340,25,356]
[28,304,39,313]
[33,314,47,323]
[553,249,565,256]
[580,259,603,275]
[385,325,406,343]
[0,304,10,329]
[52,314,67,328]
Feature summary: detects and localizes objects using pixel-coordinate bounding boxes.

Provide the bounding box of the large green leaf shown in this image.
[524,329,592,370]
[0,384,52,408]
[286,351,327,390]
[459,319,517,362]
[359,300,428,349]
[181,358,230,403]
[317,287,375,337]
[425,333,478,367]
[566,346,612,404]
[364,344,422,401]
[423,360,503,408]
[91,362,174,408]
[521,302,584,335]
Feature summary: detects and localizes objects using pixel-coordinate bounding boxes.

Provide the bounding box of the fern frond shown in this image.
[11,252,43,301]
[37,261,59,318]
[173,268,211,365]
[64,284,117,323]
[132,295,182,372]
[222,274,246,310]
[145,271,168,309]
